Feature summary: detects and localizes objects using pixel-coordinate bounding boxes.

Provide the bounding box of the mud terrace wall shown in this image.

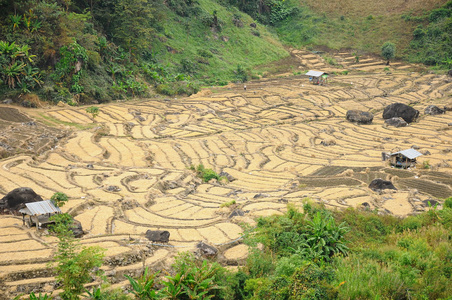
[1,51,452,297]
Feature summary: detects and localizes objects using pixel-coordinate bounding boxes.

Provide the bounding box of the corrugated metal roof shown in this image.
[305,70,324,77]
[391,149,423,159]
[19,200,61,216]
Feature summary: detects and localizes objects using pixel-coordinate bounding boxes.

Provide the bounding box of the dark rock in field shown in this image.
[422,199,439,207]
[385,117,408,127]
[106,185,121,192]
[250,23,257,28]
[424,105,445,115]
[368,179,397,191]
[422,150,431,155]
[346,110,374,124]
[360,202,371,210]
[411,145,420,150]
[383,103,419,123]
[445,102,452,111]
[229,209,245,218]
[21,100,37,108]
[70,219,84,238]
[448,69,452,77]
[196,241,218,258]
[219,171,236,182]
[253,193,269,199]
[0,187,43,213]
[3,99,13,105]
[145,230,170,243]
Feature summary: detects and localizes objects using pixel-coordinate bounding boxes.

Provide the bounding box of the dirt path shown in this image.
[1,50,452,297]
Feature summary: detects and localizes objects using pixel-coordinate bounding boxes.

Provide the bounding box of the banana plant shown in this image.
[10,14,22,31]
[124,267,160,300]
[3,61,25,88]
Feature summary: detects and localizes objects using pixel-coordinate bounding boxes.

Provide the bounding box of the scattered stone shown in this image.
[448,69,452,77]
[0,187,43,213]
[422,150,431,155]
[70,219,84,238]
[229,209,245,218]
[196,241,218,258]
[422,199,439,207]
[385,117,408,127]
[368,179,397,191]
[106,185,121,192]
[321,138,336,146]
[411,145,420,150]
[3,99,13,105]
[145,230,170,243]
[346,110,374,124]
[424,105,445,115]
[86,164,94,169]
[219,171,236,182]
[383,103,419,123]
[253,193,269,198]
[250,23,257,28]
[444,102,452,111]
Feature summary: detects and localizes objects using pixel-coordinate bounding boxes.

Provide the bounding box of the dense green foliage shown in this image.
[406,1,452,66]
[0,0,288,104]
[49,213,105,300]
[29,198,452,299]
[1,0,450,105]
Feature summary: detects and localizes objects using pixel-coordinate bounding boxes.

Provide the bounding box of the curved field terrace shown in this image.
[1,51,452,297]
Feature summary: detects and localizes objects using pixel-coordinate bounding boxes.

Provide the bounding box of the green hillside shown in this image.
[0,0,451,104]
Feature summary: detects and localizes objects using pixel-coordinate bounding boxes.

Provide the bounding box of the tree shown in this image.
[51,213,105,300]
[381,42,396,65]
[51,192,68,207]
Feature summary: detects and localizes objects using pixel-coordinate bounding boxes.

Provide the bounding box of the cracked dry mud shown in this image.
[1,50,452,297]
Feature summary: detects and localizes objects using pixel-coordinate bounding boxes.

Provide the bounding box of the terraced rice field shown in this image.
[1,50,452,298]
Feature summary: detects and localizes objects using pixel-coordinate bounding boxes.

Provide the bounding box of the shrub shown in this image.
[381,42,396,64]
[51,192,68,208]
[190,164,224,182]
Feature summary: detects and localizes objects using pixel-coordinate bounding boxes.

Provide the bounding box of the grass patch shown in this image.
[37,113,95,130]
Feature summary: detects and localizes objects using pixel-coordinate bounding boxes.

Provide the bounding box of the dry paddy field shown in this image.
[1,50,452,297]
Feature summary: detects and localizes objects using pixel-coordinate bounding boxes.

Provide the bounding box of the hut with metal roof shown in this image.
[389,149,423,169]
[305,70,328,85]
[19,200,62,229]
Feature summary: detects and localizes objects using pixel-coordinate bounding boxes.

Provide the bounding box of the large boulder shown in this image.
[383,103,419,123]
[196,241,218,258]
[145,230,170,243]
[0,187,43,213]
[424,105,445,115]
[346,110,374,124]
[368,179,397,191]
[385,117,408,127]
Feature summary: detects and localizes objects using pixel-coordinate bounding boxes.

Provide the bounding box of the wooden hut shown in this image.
[389,149,423,169]
[19,200,62,230]
[305,70,328,85]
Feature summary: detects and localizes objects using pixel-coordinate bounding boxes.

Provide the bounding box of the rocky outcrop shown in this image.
[70,219,84,238]
[196,241,218,258]
[0,187,43,214]
[368,179,397,191]
[385,117,408,127]
[383,103,419,123]
[346,110,374,124]
[145,230,170,243]
[424,105,445,115]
